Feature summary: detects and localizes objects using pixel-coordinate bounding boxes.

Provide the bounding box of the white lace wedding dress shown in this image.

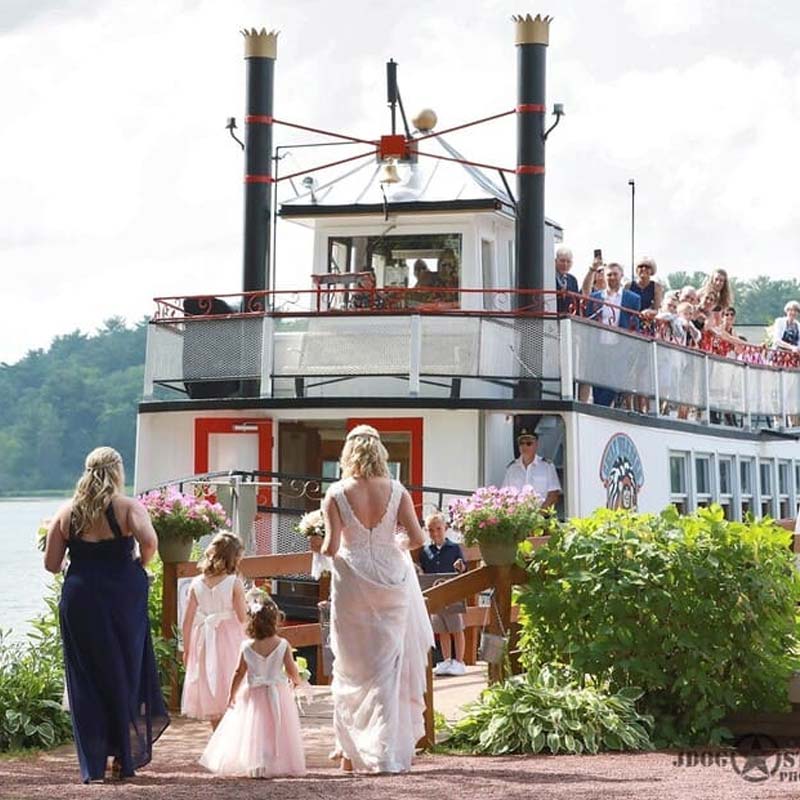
[327,479,434,773]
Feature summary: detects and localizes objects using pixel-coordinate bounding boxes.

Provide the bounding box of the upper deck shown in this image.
[141,284,800,432]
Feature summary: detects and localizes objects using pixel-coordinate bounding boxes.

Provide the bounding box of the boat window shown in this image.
[669,452,689,514]
[759,459,774,519]
[718,457,734,520]
[778,460,791,519]
[481,238,496,310]
[326,233,462,306]
[739,458,754,519]
[694,454,713,507]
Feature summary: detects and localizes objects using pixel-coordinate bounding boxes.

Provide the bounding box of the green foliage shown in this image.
[146,554,184,695]
[0,581,72,752]
[517,506,800,746]
[0,318,147,493]
[446,664,653,755]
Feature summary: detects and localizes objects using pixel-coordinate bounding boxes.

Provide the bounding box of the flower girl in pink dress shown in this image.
[181,532,247,729]
[200,595,307,778]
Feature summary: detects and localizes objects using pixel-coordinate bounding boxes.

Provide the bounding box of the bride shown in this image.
[311,425,434,773]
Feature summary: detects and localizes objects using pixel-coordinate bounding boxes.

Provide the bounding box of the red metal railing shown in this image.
[151,287,800,371]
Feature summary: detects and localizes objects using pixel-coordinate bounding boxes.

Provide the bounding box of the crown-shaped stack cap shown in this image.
[512,13,552,45]
[241,28,279,58]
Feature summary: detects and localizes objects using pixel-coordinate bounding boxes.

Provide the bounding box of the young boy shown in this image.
[418,512,467,676]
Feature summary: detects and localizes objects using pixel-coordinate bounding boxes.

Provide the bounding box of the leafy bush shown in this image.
[517,506,800,746]
[146,553,184,696]
[446,665,653,754]
[0,580,72,752]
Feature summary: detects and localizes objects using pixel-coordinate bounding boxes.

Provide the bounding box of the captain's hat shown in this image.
[517,428,538,442]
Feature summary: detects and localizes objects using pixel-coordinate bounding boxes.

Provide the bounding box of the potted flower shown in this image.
[140,488,229,562]
[449,485,548,566]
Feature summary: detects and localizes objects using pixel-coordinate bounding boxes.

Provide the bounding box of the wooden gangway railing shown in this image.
[161,540,550,746]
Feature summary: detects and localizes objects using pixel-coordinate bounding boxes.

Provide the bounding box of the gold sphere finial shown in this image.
[512,13,552,46]
[412,108,438,133]
[241,27,279,59]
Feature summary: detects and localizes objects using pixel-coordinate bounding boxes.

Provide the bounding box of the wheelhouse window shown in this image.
[669,452,689,514]
[759,459,774,519]
[740,458,754,518]
[326,233,462,307]
[694,454,713,508]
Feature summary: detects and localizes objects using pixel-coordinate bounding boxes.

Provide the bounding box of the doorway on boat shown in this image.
[277,417,422,512]
[486,413,566,519]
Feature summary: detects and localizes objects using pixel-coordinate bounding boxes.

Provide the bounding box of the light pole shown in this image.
[628,178,635,283]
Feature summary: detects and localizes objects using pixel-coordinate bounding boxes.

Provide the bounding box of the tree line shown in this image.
[0,318,147,493]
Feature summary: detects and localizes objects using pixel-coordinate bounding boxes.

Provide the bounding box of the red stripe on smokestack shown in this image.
[244,175,275,183]
[516,104,546,113]
[245,114,273,124]
[517,165,545,175]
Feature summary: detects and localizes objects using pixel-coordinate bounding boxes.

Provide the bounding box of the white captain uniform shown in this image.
[502,455,561,498]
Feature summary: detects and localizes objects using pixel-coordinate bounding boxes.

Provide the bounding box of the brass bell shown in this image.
[379,159,401,184]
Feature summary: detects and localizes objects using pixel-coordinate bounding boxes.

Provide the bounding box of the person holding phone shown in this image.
[581,249,607,295]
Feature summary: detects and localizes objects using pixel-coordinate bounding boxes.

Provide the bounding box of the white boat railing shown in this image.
[142,289,800,429]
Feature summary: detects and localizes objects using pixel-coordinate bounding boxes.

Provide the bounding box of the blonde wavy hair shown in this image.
[340,425,390,479]
[71,447,125,536]
[197,531,244,576]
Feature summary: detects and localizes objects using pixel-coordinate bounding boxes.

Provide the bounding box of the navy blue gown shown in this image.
[60,504,169,782]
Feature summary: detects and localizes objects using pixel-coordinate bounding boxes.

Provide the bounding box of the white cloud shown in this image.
[1,0,799,362]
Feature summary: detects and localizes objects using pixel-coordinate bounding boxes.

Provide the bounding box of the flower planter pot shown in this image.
[157,536,194,563]
[478,539,519,566]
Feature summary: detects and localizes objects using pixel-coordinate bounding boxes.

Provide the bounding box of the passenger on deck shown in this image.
[584,263,641,407]
[350,267,385,310]
[626,256,663,321]
[554,245,579,313]
[501,429,562,509]
[413,259,438,289]
[773,300,800,354]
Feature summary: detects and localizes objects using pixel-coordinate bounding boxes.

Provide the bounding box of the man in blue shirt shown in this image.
[418,512,467,676]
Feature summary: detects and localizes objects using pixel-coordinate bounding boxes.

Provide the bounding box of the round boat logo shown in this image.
[599,433,644,511]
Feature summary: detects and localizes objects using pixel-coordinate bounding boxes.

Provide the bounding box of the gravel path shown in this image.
[3,671,799,799]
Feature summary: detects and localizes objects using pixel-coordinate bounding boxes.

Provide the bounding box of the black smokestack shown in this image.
[241,28,277,295]
[513,14,551,307]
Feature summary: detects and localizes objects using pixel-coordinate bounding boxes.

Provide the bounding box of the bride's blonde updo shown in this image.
[339,425,390,479]
[71,446,125,536]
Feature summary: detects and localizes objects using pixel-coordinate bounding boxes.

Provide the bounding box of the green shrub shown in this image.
[446,664,653,754]
[0,580,72,752]
[146,554,184,696]
[517,506,800,746]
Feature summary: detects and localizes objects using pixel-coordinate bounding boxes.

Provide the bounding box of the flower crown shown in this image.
[245,587,275,616]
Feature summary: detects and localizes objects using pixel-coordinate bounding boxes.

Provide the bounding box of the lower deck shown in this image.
[135,399,800,536]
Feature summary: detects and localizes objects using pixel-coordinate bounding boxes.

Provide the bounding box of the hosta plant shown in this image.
[446,664,653,755]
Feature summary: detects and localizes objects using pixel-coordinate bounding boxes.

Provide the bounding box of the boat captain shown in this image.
[501,429,562,509]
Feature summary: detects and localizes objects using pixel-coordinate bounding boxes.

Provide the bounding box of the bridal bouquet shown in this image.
[294,509,325,539]
[294,509,330,579]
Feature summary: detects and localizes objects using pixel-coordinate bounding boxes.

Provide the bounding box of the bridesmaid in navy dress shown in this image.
[44,447,169,783]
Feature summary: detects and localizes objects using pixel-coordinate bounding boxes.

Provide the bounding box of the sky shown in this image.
[2,0,800,364]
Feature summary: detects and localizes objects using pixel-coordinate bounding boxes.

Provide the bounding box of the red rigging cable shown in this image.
[413,149,516,175]
[411,109,516,142]
[270,117,378,147]
[273,149,377,184]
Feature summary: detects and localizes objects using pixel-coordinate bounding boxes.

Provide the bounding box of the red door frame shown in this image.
[194,417,273,505]
[346,417,424,512]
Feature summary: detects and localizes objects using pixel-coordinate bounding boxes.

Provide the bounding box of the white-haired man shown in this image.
[555,245,579,313]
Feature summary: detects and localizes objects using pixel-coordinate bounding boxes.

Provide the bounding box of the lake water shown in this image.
[1,497,67,640]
